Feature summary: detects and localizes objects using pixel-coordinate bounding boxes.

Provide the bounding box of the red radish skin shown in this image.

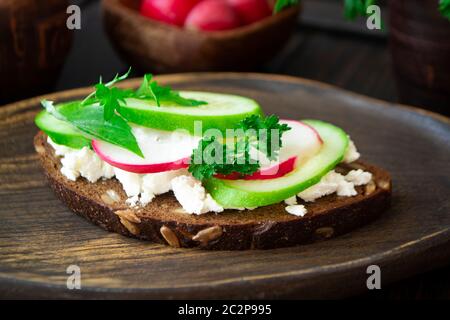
[92,120,322,178]
[92,140,190,174]
[215,156,297,180]
[140,0,200,27]
[185,0,242,31]
[227,0,272,25]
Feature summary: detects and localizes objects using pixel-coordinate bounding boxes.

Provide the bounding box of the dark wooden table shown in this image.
[7,0,450,299]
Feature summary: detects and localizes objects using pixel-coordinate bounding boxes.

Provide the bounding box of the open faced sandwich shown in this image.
[34,71,391,250]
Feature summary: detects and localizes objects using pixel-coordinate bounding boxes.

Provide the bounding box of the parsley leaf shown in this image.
[81,68,134,121]
[135,74,207,107]
[188,136,260,181]
[344,0,376,20]
[82,70,207,121]
[95,83,134,120]
[82,68,132,106]
[188,115,291,181]
[237,114,291,161]
[273,0,300,14]
[440,0,450,20]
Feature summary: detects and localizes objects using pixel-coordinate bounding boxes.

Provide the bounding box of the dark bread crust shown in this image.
[34,131,391,250]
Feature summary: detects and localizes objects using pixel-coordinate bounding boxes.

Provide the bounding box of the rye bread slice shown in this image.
[34,131,391,250]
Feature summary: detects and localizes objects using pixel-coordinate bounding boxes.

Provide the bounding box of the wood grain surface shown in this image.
[0,73,449,299]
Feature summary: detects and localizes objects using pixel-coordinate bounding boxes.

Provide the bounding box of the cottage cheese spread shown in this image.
[48,137,221,214]
[48,137,114,183]
[171,175,224,215]
[343,139,360,164]
[115,168,188,207]
[49,134,371,216]
[285,204,307,217]
[284,139,371,216]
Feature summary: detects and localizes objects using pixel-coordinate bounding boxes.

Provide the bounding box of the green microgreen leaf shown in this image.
[82,67,132,106]
[81,68,134,121]
[344,0,376,20]
[440,0,450,20]
[135,74,207,107]
[94,83,134,120]
[274,0,300,14]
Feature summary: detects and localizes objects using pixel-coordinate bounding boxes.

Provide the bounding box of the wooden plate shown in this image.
[0,73,449,299]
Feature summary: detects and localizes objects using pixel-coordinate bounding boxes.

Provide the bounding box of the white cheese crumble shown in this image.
[48,137,114,183]
[295,139,370,203]
[171,175,224,215]
[345,169,372,186]
[343,139,360,163]
[48,138,220,214]
[284,196,298,205]
[297,168,373,202]
[285,204,307,217]
[114,168,187,207]
[297,171,344,202]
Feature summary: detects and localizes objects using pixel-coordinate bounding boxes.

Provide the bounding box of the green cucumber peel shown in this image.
[204,120,350,208]
[35,110,91,149]
[118,92,264,136]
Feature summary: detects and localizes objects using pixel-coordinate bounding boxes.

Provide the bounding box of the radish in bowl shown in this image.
[185,0,242,31]
[227,0,272,25]
[140,0,200,26]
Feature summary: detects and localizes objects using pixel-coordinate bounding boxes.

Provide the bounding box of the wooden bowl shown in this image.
[102,0,300,73]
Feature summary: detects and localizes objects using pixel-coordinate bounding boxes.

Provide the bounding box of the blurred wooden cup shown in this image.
[389,0,450,115]
[0,0,73,104]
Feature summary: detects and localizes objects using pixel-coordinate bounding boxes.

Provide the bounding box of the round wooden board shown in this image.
[0,73,449,299]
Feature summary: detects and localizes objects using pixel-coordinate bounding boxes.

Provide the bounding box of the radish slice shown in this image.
[215,156,297,180]
[92,125,199,174]
[215,120,323,180]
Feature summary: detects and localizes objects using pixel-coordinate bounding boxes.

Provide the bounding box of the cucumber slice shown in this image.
[35,110,91,149]
[204,120,349,208]
[118,91,264,135]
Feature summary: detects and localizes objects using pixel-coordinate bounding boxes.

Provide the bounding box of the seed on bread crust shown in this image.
[119,217,140,236]
[173,207,188,214]
[364,180,376,196]
[315,227,334,239]
[34,144,45,154]
[377,179,390,191]
[102,190,121,205]
[115,209,141,223]
[107,189,121,202]
[193,226,223,245]
[160,226,181,248]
